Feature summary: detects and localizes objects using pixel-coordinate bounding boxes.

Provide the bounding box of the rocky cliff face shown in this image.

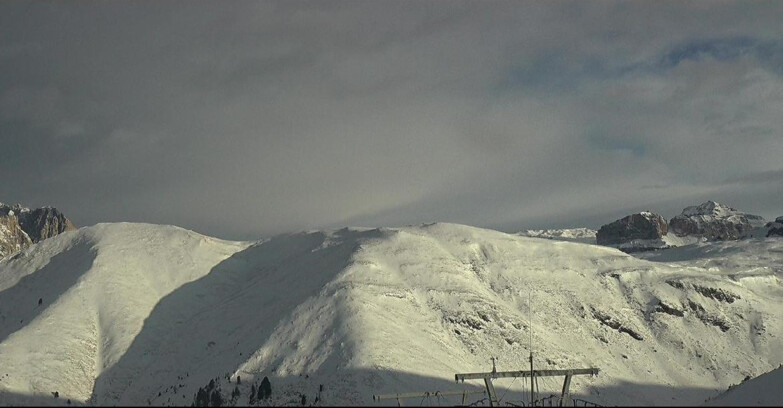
[596,212,669,247]
[0,207,33,258]
[16,206,77,242]
[669,201,766,240]
[0,202,76,257]
[769,216,783,237]
[745,216,783,238]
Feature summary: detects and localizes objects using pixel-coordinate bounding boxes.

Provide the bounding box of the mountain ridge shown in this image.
[1,222,781,406]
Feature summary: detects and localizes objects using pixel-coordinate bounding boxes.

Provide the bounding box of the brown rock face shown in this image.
[0,208,33,257]
[0,202,76,257]
[596,212,668,246]
[17,207,77,242]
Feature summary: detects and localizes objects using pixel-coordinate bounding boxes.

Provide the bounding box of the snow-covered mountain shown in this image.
[518,228,596,244]
[0,222,781,406]
[670,201,766,241]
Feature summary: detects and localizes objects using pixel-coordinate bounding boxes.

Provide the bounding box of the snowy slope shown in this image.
[0,222,782,406]
[0,223,250,406]
[703,365,783,406]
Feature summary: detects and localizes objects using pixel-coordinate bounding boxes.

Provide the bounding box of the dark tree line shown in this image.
[191,375,273,407]
[193,378,223,407]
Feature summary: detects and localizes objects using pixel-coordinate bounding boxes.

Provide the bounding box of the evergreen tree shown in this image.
[210,389,223,407]
[195,387,208,407]
[259,376,271,400]
[236,375,241,385]
[249,384,257,405]
[301,394,306,406]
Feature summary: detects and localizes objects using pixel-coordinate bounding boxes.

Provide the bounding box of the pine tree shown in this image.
[249,384,257,405]
[259,376,271,400]
[210,389,223,407]
[195,387,208,407]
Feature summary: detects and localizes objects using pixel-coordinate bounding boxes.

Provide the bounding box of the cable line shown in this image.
[497,375,518,403]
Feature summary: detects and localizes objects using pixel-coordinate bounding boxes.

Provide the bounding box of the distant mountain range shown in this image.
[593,200,779,253]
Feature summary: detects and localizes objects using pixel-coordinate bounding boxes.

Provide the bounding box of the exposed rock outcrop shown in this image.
[16,206,76,242]
[669,201,766,240]
[769,217,783,237]
[746,216,783,238]
[596,212,669,249]
[0,202,76,257]
[0,207,33,257]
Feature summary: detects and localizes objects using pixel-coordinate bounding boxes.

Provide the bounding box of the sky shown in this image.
[1,1,782,240]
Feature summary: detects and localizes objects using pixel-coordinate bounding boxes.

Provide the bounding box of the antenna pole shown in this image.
[527,288,535,407]
[529,290,533,354]
[529,289,534,406]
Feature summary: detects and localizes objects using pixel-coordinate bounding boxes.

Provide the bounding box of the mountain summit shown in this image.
[670,201,765,240]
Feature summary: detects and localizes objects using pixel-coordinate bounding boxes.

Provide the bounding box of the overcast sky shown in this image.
[1,1,782,240]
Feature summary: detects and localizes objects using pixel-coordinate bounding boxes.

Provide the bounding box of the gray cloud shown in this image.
[1,1,782,240]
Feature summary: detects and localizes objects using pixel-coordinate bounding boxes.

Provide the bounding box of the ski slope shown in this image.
[0,222,781,406]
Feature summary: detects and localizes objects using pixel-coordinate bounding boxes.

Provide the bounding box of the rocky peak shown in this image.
[0,201,76,258]
[681,200,748,218]
[0,206,32,258]
[596,212,669,250]
[682,200,721,216]
[670,201,765,240]
[18,206,77,242]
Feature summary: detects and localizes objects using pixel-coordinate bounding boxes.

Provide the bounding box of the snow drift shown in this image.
[0,222,781,406]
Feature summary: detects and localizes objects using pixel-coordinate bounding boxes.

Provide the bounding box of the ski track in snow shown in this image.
[0,222,781,406]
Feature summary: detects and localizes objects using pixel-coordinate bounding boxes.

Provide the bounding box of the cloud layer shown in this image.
[1,1,782,239]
